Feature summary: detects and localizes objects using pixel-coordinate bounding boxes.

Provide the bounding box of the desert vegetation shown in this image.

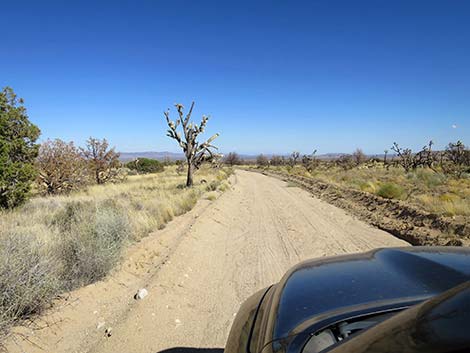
[254,142,470,219]
[0,88,230,342]
[0,165,231,341]
[126,158,164,174]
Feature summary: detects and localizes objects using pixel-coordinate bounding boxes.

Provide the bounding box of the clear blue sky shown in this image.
[2,0,469,155]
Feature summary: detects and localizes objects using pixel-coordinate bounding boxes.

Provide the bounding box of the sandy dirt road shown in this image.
[6,170,408,353]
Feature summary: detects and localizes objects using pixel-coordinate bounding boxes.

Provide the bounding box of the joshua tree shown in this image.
[391,142,414,172]
[442,141,469,178]
[164,102,219,187]
[301,150,318,172]
[383,149,388,165]
[289,151,300,166]
[391,141,436,172]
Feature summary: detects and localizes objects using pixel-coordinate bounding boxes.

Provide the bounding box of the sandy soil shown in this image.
[5,170,408,353]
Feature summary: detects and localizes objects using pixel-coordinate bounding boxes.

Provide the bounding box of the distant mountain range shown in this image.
[118,151,387,162]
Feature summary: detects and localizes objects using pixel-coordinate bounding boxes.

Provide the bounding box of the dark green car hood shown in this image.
[270,247,470,340]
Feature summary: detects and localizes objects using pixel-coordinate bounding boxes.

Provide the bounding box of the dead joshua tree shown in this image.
[164,102,219,187]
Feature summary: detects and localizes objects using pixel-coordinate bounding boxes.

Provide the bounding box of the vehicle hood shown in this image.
[270,247,470,340]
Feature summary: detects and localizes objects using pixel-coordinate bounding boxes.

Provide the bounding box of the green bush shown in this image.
[0,87,41,209]
[376,183,405,199]
[126,158,164,174]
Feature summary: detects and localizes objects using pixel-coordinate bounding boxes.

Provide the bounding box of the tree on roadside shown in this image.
[164,102,219,187]
[352,148,367,166]
[224,152,241,166]
[256,154,269,167]
[36,139,88,194]
[81,137,121,184]
[0,87,41,208]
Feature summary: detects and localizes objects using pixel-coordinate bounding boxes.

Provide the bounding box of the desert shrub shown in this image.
[36,139,88,195]
[352,148,367,165]
[222,167,235,179]
[126,158,164,174]
[224,152,241,166]
[218,181,230,192]
[410,169,446,189]
[256,154,269,167]
[0,231,61,338]
[359,181,377,193]
[54,201,130,289]
[376,183,405,199]
[336,154,355,170]
[206,192,217,201]
[417,194,469,217]
[270,155,284,166]
[206,180,220,191]
[81,137,121,184]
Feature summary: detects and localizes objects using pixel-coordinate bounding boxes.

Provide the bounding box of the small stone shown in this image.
[134,288,149,300]
[97,321,106,330]
[105,327,112,337]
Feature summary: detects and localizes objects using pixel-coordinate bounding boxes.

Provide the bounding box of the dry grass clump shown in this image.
[0,165,230,340]
[375,183,405,200]
[206,192,218,201]
[0,232,61,338]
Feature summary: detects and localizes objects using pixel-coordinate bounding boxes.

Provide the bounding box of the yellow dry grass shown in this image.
[0,165,232,339]
[269,165,470,217]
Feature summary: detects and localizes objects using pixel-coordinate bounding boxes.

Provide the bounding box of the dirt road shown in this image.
[6,170,408,353]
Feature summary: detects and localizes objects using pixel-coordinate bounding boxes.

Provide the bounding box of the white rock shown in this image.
[134,288,149,300]
[97,321,106,330]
